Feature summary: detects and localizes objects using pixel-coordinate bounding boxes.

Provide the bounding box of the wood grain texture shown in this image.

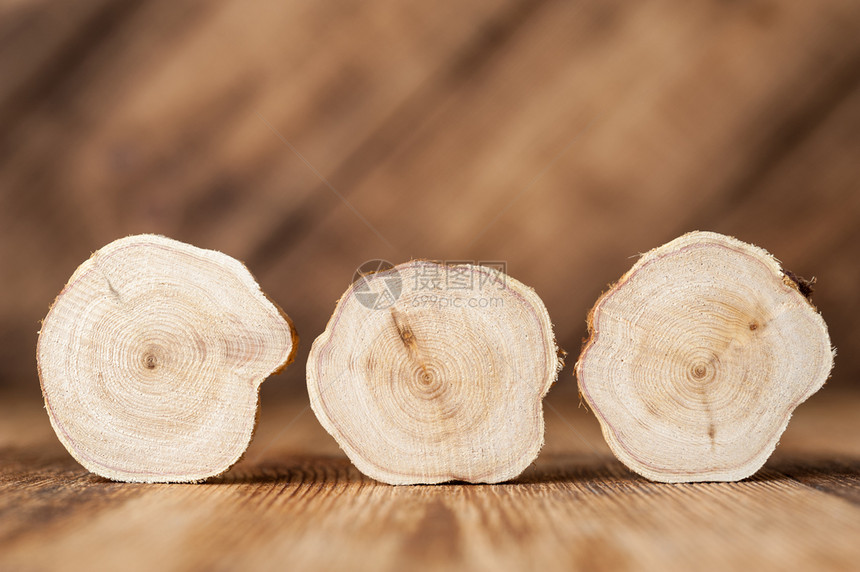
[1,0,859,394]
[37,235,297,482]
[0,390,859,571]
[1,2,858,567]
[577,231,833,482]
[307,261,561,484]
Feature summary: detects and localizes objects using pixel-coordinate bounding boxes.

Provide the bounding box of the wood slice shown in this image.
[576,231,834,482]
[36,234,297,483]
[307,261,562,484]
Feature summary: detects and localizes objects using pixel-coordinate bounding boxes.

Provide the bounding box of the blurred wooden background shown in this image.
[1,0,859,399]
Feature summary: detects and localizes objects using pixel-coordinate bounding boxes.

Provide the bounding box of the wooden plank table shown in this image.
[1,387,858,571]
[1,1,860,568]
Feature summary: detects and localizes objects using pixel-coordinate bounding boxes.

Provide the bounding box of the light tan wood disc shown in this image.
[37,234,297,482]
[576,231,834,482]
[307,261,562,484]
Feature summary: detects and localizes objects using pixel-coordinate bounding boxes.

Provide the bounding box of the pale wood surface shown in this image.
[577,232,834,482]
[0,389,858,571]
[36,235,297,483]
[307,261,561,484]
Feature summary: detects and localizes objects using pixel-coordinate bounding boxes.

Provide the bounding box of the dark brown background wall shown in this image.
[2,0,859,399]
